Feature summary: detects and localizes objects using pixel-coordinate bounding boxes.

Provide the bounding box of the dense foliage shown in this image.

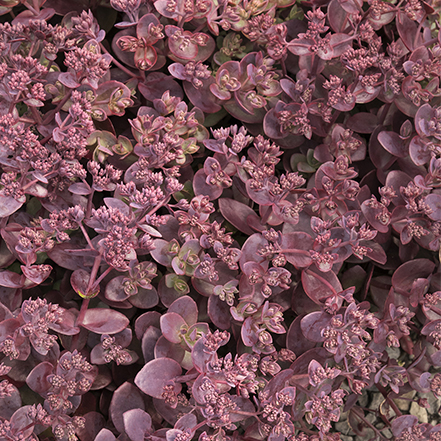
[0,0,440,440]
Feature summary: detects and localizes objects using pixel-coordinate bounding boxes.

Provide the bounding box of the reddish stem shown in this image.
[350,408,389,440]
[375,382,402,417]
[41,91,72,126]
[99,42,143,80]
[76,249,103,326]
[79,223,95,250]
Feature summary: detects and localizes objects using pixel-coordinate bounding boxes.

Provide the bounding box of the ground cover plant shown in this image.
[0,0,440,439]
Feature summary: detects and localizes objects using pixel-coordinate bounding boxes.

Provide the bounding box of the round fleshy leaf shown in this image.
[160,312,187,344]
[136,13,161,40]
[301,311,332,342]
[10,406,35,440]
[365,242,387,265]
[21,264,52,285]
[230,396,257,423]
[361,199,390,233]
[50,309,80,335]
[184,79,222,113]
[184,323,209,348]
[138,72,184,102]
[168,63,187,81]
[0,383,21,419]
[263,108,285,139]
[168,296,198,326]
[129,286,159,309]
[71,269,99,299]
[154,335,185,363]
[241,316,258,347]
[58,72,80,88]
[409,135,431,166]
[346,112,378,133]
[75,411,106,441]
[391,415,419,437]
[135,311,161,340]
[239,233,269,269]
[392,259,435,295]
[421,319,441,336]
[191,337,213,374]
[218,198,260,236]
[150,239,176,267]
[193,169,223,201]
[110,382,145,434]
[105,276,130,302]
[425,194,441,221]
[301,268,342,305]
[0,318,22,341]
[286,315,316,356]
[135,357,182,398]
[95,429,117,441]
[141,326,162,363]
[82,309,130,334]
[69,182,92,195]
[415,103,433,137]
[134,45,158,71]
[280,232,314,268]
[0,271,24,288]
[208,294,231,330]
[168,34,198,60]
[377,131,408,157]
[26,361,53,395]
[175,413,197,432]
[261,369,294,399]
[123,409,152,441]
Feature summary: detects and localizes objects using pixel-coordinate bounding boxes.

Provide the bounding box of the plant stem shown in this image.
[375,382,402,417]
[350,408,389,440]
[260,206,273,225]
[76,298,90,327]
[407,346,426,370]
[429,305,441,316]
[413,14,427,49]
[378,103,391,125]
[361,263,374,301]
[76,249,103,326]
[86,190,96,219]
[99,42,142,80]
[91,266,113,291]
[79,223,95,250]
[86,249,103,294]
[31,106,42,125]
[41,91,72,126]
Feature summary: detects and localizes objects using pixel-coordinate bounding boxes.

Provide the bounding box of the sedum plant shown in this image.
[0,0,439,440]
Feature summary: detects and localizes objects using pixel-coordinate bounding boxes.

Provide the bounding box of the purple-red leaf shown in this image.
[302,267,342,305]
[95,429,117,441]
[0,271,24,288]
[82,309,129,334]
[58,72,80,88]
[218,198,260,235]
[280,232,314,268]
[301,311,332,342]
[168,296,198,326]
[377,131,408,157]
[26,361,53,395]
[0,194,25,218]
[123,409,152,441]
[0,383,21,419]
[110,382,145,434]
[160,312,187,344]
[425,194,441,221]
[392,259,435,295]
[134,358,182,398]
